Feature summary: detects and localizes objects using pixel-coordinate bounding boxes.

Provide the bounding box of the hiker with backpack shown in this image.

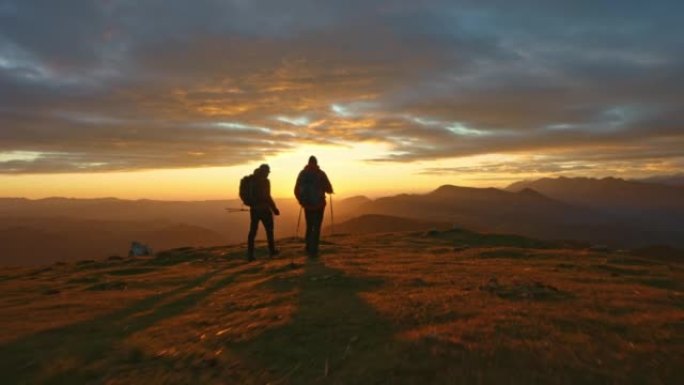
[240,164,280,261]
[294,156,334,258]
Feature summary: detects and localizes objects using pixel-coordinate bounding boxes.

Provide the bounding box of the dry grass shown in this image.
[0,229,682,384]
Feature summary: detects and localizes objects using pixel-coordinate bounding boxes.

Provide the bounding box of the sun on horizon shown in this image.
[0,1,682,200]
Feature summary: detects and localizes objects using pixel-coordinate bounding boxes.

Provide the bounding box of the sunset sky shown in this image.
[1,1,683,200]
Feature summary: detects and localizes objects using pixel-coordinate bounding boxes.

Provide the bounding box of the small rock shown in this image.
[128,241,153,257]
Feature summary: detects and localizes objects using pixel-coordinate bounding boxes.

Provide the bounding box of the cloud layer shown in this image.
[1,0,683,174]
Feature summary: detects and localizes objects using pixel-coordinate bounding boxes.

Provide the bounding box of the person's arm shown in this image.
[322,171,333,194]
[266,180,279,215]
[294,172,303,203]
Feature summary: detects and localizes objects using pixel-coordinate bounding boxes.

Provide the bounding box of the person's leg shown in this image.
[304,209,314,254]
[261,210,277,256]
[311,208,325,256]
[246,209,259,260]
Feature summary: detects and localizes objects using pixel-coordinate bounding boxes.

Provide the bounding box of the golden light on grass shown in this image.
[1,231,681,383]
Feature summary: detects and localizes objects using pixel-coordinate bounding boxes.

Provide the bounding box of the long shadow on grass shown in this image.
[229,259,665,385]
[0,265,241,384]
[230,259,407,384]
[229,261,571,385]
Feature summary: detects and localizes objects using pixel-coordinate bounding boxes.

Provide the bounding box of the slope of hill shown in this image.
[0,230,681,384]
[0,198,287,266]
[0,218,224,266]
[352,185,610,244]
[0,197,229,218]
[635,173,684,187]
[3,180,684,266]
[0,196,374,266]
[506,177,684,212]
[330,214,451,234]
[332,195,372,220]
[506,177,684,245]
[358,185,581,223]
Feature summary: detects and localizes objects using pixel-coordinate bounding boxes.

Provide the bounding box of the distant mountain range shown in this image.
[330,214,451,234]
[0,217,224,265]
[352,185,592,236]
[504,177,684,244]
[507,176,684,214]
[0,197,365,265]
[348,178,684,249]
[634,173,684,186]
[2,176,683,265]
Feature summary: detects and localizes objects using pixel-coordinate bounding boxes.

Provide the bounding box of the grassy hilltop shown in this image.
[1,229,682,384]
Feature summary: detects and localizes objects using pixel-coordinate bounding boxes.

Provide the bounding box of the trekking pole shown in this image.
[329,194,334,236]
[295,207,302,240]
[225,207,249,213]
[290,206,302,269]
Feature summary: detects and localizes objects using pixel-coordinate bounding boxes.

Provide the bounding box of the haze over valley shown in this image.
[2,176,683,266]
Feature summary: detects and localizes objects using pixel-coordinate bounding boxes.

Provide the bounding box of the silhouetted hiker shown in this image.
[295,156,333,258]
[243,164,280,261]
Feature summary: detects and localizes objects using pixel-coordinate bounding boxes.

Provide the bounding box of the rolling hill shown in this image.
[0,218,225,266]
[0,197,366,265]
[351,185,602,242]
[349,183,684,248]
[329,214,452,234]
[635,173,684,187]
[3,178,684,266]
[506,177,684,213]
[0,230,681,384]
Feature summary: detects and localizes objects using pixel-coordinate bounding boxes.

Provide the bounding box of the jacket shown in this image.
[294,164,333,210]
[251,174,278,212]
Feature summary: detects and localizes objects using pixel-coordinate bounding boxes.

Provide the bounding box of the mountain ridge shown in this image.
[3,178,684,265]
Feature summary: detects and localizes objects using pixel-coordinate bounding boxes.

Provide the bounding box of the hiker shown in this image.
[294,156,333,258]
[244,164,280,261]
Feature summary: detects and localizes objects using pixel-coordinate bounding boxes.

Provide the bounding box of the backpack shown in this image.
[298,170,323,207]
[239,175,255,206]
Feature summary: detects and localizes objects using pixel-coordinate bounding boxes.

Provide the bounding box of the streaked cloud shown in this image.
[1,0,683,175]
